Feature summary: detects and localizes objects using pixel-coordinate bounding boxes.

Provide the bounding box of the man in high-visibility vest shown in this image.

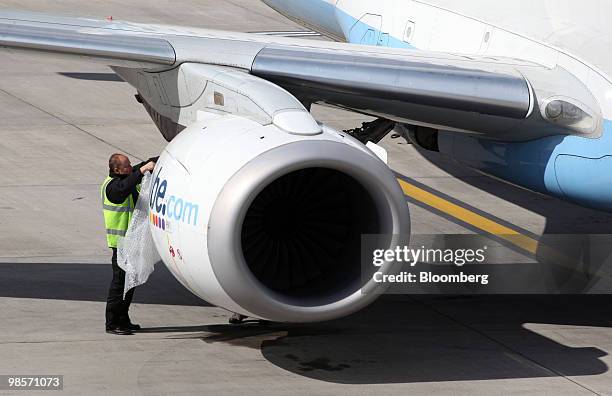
[102,153,157,335]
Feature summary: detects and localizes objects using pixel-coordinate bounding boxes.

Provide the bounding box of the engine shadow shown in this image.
[168,294,610,384]
[0,261,210,306]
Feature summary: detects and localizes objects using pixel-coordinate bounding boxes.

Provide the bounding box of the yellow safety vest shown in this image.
[100,176,140,248]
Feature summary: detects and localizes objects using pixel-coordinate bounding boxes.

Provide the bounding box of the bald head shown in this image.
[109,153,132,175]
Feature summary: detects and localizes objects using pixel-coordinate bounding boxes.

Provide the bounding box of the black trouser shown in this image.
[105,248,135,329]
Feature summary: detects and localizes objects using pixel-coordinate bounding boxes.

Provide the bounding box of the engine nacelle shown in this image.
[149,114,410,322]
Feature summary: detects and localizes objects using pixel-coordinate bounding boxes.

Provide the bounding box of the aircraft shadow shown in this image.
[1,260,609,383]
[166,294,609,384]
[0,261,210,306]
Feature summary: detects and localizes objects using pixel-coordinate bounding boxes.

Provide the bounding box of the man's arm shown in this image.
[106,169,145,205]
[132,157,159,169]
[131,157,158,171]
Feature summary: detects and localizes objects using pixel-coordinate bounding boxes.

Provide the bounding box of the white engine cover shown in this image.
[148,114,410,322]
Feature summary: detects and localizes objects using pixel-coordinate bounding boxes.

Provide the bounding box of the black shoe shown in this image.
[120,322,140,331]
[125,322,141,331]
[120,318,141,331]
[106,327,133,335]
[229,313,247,324]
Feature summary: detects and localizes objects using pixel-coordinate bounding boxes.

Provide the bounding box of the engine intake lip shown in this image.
[207,139,410,322]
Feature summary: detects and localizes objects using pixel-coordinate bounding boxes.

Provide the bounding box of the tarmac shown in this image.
[2,1,612,395]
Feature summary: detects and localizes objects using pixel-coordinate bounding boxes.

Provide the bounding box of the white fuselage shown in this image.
[303,0,612,120]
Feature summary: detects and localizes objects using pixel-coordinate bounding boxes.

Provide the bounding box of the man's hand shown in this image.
[140,161,156,174]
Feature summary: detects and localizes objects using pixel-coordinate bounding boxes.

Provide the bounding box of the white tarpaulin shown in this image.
[117,172,161,298]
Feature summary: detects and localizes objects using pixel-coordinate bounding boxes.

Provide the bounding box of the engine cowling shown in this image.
[149,114,410,322]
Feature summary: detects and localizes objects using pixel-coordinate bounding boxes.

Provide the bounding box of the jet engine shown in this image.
[148,114,410,322]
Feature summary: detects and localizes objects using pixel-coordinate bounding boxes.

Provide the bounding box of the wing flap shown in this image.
[252,46,531,119]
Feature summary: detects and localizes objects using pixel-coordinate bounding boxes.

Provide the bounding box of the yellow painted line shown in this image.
[397,178,539,255]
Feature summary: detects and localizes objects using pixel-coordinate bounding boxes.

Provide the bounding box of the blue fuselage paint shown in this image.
[264,0,612,211]
[331,6,413,48]
[440,121,612,212]
[261,0,345,40]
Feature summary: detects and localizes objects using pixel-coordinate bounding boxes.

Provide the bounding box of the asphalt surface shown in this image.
[2,1,612,395]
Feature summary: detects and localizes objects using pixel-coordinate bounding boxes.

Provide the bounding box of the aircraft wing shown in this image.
[0,10,601,140]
